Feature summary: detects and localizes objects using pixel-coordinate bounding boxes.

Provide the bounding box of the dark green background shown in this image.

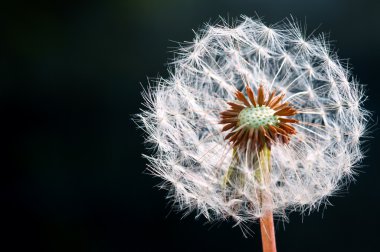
[3,0,379,251]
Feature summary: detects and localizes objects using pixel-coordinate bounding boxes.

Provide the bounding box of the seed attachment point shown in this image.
[219,85,299,151]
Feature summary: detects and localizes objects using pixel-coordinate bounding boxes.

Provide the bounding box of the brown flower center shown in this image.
[219,85,299,151]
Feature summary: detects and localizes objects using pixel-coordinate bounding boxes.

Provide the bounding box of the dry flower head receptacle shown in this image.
[220,85,298,151]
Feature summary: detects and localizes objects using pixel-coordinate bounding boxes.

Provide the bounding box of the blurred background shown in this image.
[2,0,379,251]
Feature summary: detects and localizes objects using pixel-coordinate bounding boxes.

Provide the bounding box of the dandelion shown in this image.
[136,15,369,251]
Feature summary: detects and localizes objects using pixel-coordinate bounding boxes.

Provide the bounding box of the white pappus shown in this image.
[136,15,369,231]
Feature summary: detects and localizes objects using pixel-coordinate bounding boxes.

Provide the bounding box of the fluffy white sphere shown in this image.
[137,16,369,227]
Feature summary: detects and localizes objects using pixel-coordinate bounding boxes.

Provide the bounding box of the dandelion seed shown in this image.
[136,15,369,251]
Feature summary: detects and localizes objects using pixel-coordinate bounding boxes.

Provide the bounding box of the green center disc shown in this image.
[238,106,279,129]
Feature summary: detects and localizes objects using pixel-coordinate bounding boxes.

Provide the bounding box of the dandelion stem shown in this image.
[260,210,276,252]
[259,145,277,252]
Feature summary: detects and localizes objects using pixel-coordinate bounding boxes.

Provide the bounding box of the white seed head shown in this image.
[136,16,369,229]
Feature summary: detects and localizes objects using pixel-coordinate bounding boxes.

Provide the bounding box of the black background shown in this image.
[3,0,380,251]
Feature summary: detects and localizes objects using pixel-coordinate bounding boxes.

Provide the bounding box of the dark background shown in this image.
[3,0,380,251]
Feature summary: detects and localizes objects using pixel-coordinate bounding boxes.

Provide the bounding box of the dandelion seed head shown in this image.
[136,15,369,227]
